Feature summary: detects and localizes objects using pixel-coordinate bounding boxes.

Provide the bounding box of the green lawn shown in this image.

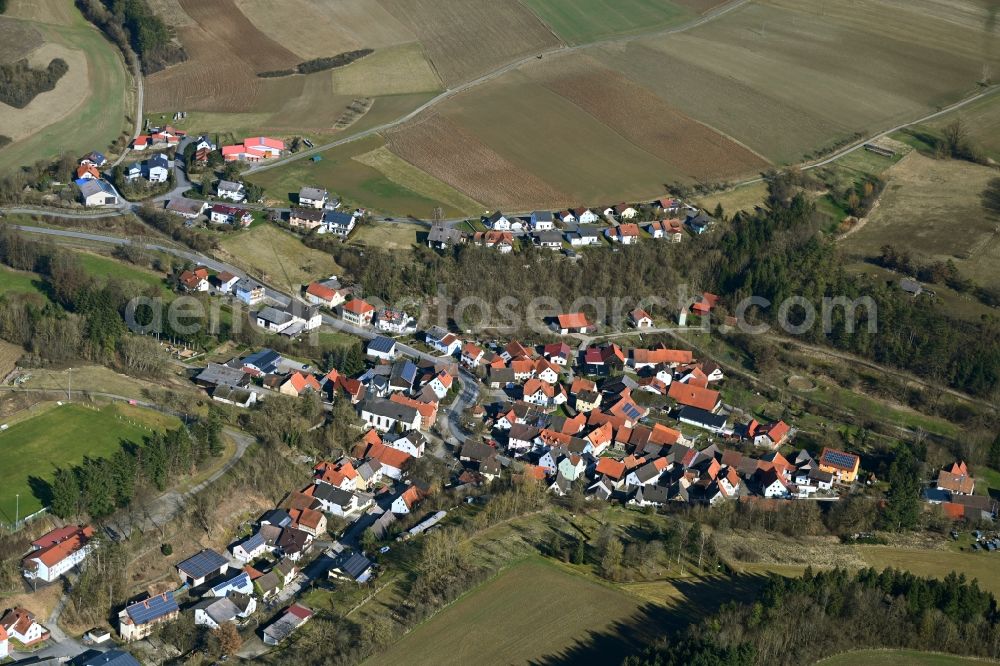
[817,649,987,665]
[521,0,694,44]
[0,402,179,523]
[76,252,171,294]
[0,266,46,297]
[247,134,476,219]
[369,557,646,666]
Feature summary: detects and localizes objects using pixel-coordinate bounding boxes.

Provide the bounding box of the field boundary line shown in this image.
[243,0,751,176]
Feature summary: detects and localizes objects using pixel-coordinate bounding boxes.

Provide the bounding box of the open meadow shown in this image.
[0,402,179,522]
[247,135,479,218]
[0,0,132,172]
[840,152,1000,286]
[217,223,341,293]
[368,558,648,666]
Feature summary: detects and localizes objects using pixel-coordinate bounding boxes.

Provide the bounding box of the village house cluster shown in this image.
[427,198,714,255]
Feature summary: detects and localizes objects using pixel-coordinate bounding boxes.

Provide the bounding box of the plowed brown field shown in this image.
[384,114,569,209]
[376,0,560,86]
[531,55,769,180]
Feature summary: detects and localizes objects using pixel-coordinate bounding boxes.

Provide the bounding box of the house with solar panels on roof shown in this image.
[817,447,861,484]
[118,592,180,641]
[206,570,254,598]
[176,549,230,587]
[230,531,269,563]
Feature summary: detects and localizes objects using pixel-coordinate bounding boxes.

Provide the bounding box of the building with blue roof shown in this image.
[321,210,356,237]
[241,348,281,375]
[118,592,179,641]
[207,571,253,598]
[367,336,397,361]
[176,548,229,586]
[75,648,141,665]
[230,530,268,562]
[78,179,119,207]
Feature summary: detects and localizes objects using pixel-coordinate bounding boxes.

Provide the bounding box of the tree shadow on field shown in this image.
[27,475,54,508]
[529,573,773,666]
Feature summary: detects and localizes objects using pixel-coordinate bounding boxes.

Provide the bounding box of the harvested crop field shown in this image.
[236,0,415,59]
[0,4,132,173]
[519,0,698,44]
[178,0,298,73]
[385,112,570,209]
[592,0,1000,164]
[0,43,89,142]
[840,152,1000,286]
[376,0,560,86]
[529,54,769,180]
[0,17,42,62]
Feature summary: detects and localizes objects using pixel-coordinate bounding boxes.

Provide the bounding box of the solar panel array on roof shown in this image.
[623,403,642,420]
[210,571,251,596]
[177,549,228,579]
[822,449,858,469]
[126,592,178,624]
[368,336,395,354]
[241,531,265,552]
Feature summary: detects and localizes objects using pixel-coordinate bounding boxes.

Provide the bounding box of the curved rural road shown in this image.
[243,0,752,176]
[111,50,145,169]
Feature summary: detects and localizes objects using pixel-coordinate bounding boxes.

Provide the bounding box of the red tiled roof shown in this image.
[343,299,374,315]
[557,312,590,329]
[246,136,285,150]
[26,525,93,568]
[631,347,694,365]
[595,457,626,480]
[306,282,336,301]
[668,382,720,411]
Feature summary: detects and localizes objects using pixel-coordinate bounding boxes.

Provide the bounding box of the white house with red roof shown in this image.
[22,525,94,582]
[341,299,375,327]
[556,312,591,335]
[0,607,49,646]
[305,281,345,308]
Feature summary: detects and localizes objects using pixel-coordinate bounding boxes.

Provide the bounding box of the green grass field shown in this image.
[858,547,1000,597]
[0,3,132,173]
[0,402,179,522]
[0,266,46,298]
[76,252,171,295]
[817,649,988,665]
[520,0,694,44]
[370,558,646,666]
[217,223,341,294]
[247,134,477,219]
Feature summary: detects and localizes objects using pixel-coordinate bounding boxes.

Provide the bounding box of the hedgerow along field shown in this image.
[0,0,132,173]
[0,402,180,523]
